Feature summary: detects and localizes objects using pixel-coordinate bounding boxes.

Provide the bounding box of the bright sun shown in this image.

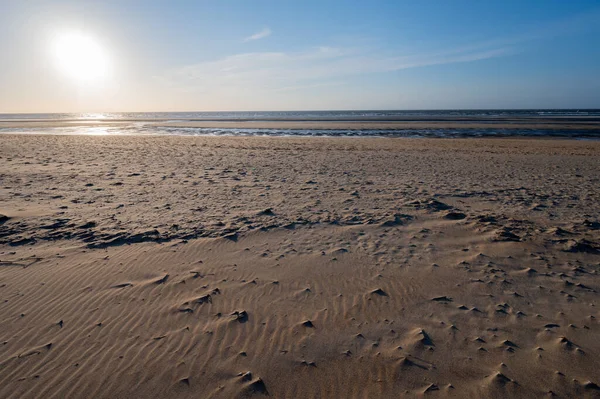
[53,32,110,82]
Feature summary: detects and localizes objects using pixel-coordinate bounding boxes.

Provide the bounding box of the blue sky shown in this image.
[1,0,599,112]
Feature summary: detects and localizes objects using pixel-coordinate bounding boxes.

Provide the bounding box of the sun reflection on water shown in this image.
[77,113,109,120]
[81,126,112,135]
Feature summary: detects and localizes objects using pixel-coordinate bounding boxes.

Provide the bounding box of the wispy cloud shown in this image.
[159,44,510,94]
[243,27,272,42]
[161,10,600,96]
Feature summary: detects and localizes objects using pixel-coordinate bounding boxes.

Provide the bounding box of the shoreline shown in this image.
[1,118,600,131]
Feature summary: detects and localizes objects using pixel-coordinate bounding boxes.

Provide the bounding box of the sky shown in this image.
[0,0,599,113]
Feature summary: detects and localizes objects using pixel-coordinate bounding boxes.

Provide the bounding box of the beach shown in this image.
[1,134,599,398]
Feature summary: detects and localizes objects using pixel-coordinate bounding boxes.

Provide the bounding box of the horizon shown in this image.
[1,1,600,113]
[2,107,600,117]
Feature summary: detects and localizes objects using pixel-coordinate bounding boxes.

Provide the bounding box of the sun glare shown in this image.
[53,32,110,82]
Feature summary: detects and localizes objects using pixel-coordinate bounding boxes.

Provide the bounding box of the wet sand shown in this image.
[1,134,599,398]
[1,117,600,131]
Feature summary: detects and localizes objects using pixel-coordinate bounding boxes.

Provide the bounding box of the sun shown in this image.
[53,32,110,82]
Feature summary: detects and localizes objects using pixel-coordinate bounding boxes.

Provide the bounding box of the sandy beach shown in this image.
[1,134,599,398]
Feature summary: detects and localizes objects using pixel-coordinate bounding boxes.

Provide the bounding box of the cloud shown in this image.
[159,44,510,94]
[243,27,272,42]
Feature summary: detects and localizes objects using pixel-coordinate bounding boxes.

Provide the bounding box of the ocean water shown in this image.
[2,109,600,120]
[1,110,599,138]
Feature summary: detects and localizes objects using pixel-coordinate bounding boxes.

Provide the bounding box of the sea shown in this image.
[1,110,599,138]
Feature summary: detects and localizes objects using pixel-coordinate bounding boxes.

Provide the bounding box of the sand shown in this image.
[0,134,599,398]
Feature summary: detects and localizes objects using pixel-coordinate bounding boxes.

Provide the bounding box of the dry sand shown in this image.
[1,134,599,398]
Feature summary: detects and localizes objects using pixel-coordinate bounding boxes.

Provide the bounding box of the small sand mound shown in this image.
[409,328,434,347]
[189,271,204,279]
[431,296,452,302]
[222,232,238,241]
[576,283,595,291]
[518,268,537,276]
[582,220,600,230]
[257,208,275,216]
[192,293,212,305]
[475,214,498,224]
[111,282,133,289]
[546,227,572,236]
[245,378,268,395]
[583,381,600,391]
[493,228,521,242]
[370,288,388,296]
[564,239,599,254]
[397,357,428,370]
[153,274,169,284]
[407,199,452,212]
[444,211,466,220]
[488,372,513,385]
[556,336,584,354]
[179,377,190,386]
[380,213,412,227]
[300,360,316,367]
[423,383,439,393]
[301,320,315,328]
[330,247,349,255]
[500,340,518,348]
[231,310,248,323]
[558,336,573,346]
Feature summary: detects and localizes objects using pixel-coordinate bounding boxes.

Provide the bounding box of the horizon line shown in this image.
[1,107,600,115]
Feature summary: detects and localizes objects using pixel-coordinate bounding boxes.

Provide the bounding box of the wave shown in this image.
[2,109,600,121]
[1,125,599,139]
